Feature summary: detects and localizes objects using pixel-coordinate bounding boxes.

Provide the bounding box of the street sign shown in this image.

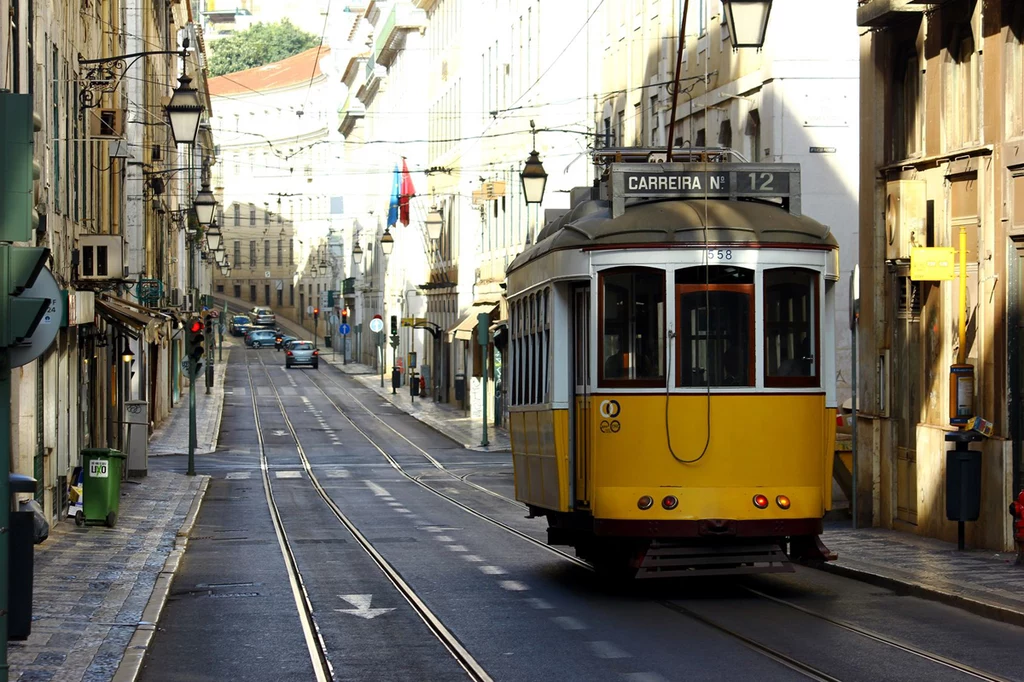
[10,266,62,368]
[264,270,271,278]
[208,309,219,319]
[307,305,313,315]
[340,323,351,335]
[181,357,190,373]
[369,317,384,333]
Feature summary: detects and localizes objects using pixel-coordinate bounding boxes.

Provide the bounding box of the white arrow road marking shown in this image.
[272,430,288,437]
[335,594,394,620]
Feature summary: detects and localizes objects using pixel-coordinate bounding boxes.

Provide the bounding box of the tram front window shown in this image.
[600,268,665,385]
[764,268,819,387]
[676,266,754,387]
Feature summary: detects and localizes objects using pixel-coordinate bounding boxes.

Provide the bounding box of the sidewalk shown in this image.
[9,365,221,682]
[148,348,229,456]
[820,524,1024,627]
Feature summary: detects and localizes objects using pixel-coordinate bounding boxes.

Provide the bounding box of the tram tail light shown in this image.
[662,495,678,510]
[776,495,791,510]
[753,494,769,509]
[637,495,654,510]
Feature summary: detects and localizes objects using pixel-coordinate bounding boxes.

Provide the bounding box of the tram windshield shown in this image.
[764,268,818,387]
[599,268,665,386]
[676,266,754,387]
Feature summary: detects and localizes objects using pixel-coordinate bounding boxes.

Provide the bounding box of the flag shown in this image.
[399,157,415,226]
[386,164,400,227]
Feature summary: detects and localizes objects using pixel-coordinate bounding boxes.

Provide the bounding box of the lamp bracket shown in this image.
[78,40,190,114]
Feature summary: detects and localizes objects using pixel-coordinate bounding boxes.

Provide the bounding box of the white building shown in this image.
[209,46,344,336]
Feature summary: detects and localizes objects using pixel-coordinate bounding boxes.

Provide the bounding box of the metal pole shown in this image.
[665,0,690,162]
[851,320,858,529]
[1,349,12,674]
[481,341,489,447]
[380,332,385,388]
[958,224,967,366]
[188,364,196,476]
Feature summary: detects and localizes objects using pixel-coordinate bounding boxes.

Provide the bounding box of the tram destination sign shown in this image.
[610,162,800,218]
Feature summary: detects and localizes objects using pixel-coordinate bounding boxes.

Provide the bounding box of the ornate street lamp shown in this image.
[318,260,328,276]
[122,343,135,364]
[425,209,443,241]
[193,181,217,227]
[722,0,773,49]
[380,229,394,256]
[520,150,548,205]
[206,220,222,252]
[219,261,230,277]
[166,72,204,146]
[352,241,363,259]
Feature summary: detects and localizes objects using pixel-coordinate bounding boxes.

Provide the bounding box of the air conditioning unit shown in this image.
[885,179,926,260]
[168,289,181,307]
[89,108,124,138]
[79,235,123,280]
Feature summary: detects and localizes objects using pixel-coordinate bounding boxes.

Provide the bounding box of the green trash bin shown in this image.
[81,448,126,528]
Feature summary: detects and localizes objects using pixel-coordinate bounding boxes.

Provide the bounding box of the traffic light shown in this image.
[341,308,348,325]
[187,317,205,377]
[204,313,213,337]
[1,245,50,348]
[390,315,397,336]
[0,93,37,243]
[313,307,319,319]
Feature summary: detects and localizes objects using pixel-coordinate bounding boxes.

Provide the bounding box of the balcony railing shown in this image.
[373,3,427,67]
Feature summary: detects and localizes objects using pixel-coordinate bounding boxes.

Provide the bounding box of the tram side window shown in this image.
[676,266,754,387]
[764,268,819,387]
[599,268,665,386]
[510,290,552,405]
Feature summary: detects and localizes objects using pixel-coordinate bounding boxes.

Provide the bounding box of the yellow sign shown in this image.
[401,317,430,327]
[471,189,485,206]
[482,181,506,200]
[910,247,956,281]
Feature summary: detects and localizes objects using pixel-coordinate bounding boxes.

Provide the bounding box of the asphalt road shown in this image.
[140,339,1024,682]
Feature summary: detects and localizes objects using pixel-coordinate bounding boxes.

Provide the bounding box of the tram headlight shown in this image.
[753,494,769,509]
[776,495,791,510]
[637,495,654,510]
[662,495,679,510]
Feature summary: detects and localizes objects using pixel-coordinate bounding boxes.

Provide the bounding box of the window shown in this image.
[233,204,240,226]
[599,268,665,386]
[617,110,625,148]
[216,284,224,293]
[289,284,294,306]
[1007,2,1024,138]
[234,285,241,298]
[509,288,551,405]
[249,285,257,301]
[264,241,270,267]
[289,239,295,265]
[249,240,256,266]
[719,120,733,149]
[764,268,819,387]
[277,240,283,266]
[676,266,754,387]
[265,210,270,225]
[249,205,256,226]
[695,128,706,148]
[650,95,660,146]
[944,19,978,150]
[233,241,241,267]
[604,116,612,148]
[893,42,923,160]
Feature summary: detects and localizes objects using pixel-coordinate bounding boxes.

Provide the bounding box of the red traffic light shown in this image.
[189,320,203,333]
[313,307,319,315]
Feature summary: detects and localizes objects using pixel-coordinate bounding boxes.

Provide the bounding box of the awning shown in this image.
[447,301,499,342]
[95,296,170,343]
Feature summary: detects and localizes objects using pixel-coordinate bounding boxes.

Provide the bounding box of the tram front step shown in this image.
[636,543,793,578]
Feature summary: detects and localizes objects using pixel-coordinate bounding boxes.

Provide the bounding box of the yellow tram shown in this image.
[505,151,839,577]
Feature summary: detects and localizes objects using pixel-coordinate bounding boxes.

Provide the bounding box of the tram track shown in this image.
[244,348,492,682]
[222,302,1012,682]
[295,357,1013,682]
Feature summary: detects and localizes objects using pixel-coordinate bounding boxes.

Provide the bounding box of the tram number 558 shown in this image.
[707,249,732,261]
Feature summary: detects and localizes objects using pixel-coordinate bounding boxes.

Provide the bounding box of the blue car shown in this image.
[229,315,252,337]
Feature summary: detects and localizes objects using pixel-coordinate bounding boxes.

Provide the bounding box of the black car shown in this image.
[229,315,252,337]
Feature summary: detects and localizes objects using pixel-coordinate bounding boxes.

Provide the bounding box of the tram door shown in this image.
[571,285,591,508]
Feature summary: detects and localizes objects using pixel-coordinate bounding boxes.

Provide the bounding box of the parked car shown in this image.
[285,341,319,369]
[249,307,276,326]
[229,315,252,337]
[245,329,278,348]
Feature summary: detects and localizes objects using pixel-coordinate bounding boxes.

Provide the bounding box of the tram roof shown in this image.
[507,197,838,274]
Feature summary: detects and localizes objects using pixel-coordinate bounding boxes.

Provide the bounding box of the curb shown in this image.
[205,348,230,454]
[814,560,1024,629]
[111,474,211,682]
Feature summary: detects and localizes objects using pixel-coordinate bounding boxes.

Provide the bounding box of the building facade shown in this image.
[4,0,215,524]
[857,0,1021,550]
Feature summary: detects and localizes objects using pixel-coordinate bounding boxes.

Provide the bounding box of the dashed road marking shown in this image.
[461,555,484,563]
[588,641,630,659]
[480,566,507,575]
[395,509,412,514]
[364,480,391,497]
[225,471,252,480]
[435,536,454,542]
[499,580,529,592]
[275,471,303,479]
[526,598,553,610]
[622,674,667,682]
[386,502,403,507]
[324,470,350,478]
[446,545,468,552]
[552,616,586,630]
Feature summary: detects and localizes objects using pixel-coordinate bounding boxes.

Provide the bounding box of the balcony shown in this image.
[372,3,427,68]
[343,277,356,295]
[338,91,365,135]
[411,0,438,9]
[856,0,939,27]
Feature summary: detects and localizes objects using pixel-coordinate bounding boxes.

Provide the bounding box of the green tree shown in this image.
[208,19,320,77]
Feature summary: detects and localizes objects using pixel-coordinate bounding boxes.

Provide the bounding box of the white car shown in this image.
[249,307,276,326]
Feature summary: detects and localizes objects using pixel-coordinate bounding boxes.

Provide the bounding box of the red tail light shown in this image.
[286,351,293,356]
[753,494,769,509]
[662,495,678,510]
[313,350,318,356]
